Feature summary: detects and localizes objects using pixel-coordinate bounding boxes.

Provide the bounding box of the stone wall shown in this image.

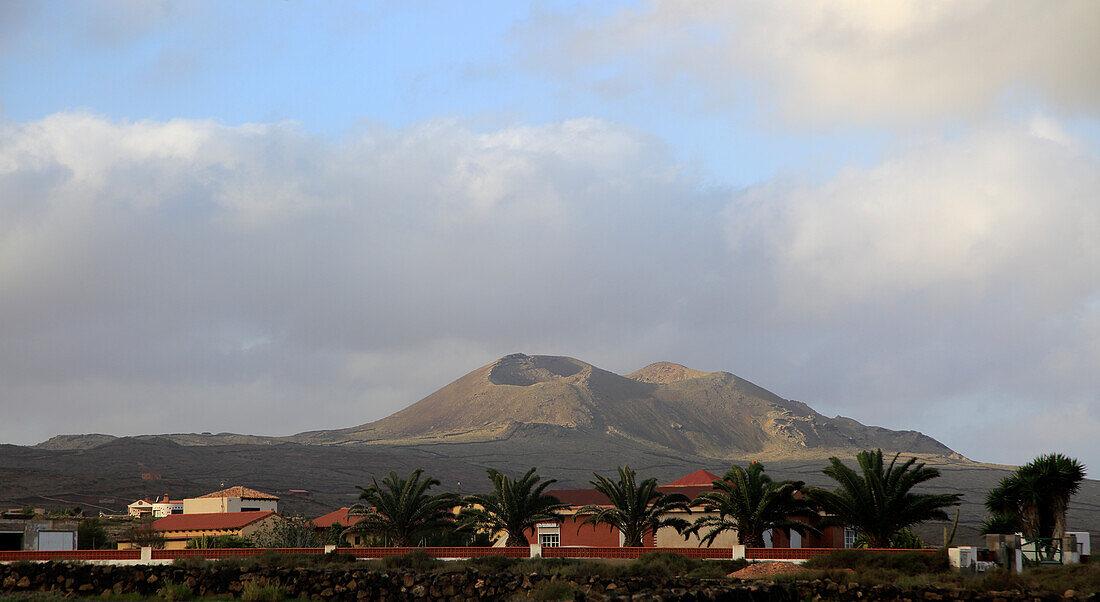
[1,562,1096,601]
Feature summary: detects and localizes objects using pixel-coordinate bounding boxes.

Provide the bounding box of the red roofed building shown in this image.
[182,486,279,515]
[311,507,372,546]
[119,511,284,549]
[518,469,846,550]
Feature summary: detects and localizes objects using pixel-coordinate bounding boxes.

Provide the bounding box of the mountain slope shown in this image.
[293,353,953,459]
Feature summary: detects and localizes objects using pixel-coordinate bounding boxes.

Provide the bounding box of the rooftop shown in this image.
[312,507,366,528]
[151,511,277,532]
[196,486,280,500]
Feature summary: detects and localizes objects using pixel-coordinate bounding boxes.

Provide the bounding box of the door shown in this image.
[38,531,75,551]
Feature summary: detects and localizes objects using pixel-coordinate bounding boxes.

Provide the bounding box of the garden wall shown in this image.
[2,562,1094,601]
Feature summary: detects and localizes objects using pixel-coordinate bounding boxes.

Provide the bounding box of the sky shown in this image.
[1,1,1098,470]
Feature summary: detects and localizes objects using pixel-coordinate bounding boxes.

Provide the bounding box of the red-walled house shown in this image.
[519,469,847,549]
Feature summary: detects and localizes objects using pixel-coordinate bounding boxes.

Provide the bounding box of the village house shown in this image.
[126,494,183,518]
[182,486,279,514]
[311,507,369,546]
[118,511,283,550]
[519,469,847,549]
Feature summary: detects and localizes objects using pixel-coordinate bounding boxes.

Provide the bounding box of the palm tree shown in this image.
[576,466,692,547]
[688,462,819,547]
[458,467,567,547]
[804,449,962,548]
[985,453,1086,539]
[346,469,459,547]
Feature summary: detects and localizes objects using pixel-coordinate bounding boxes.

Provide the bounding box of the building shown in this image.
[311,507,369,546]
[521,468,845,549]
[0,518,78,551]
[182,486,279,514]
[127,494,183,518]
[119,511,283,550]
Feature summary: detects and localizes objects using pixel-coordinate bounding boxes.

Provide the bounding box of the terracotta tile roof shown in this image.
[663,469,721,487]
[151,511,277,532]
[547,489,611,506]
[311,507,366,528]
[196,486,280,500]
[550,470,724,510]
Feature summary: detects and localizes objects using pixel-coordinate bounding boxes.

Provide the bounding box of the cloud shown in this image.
[0,111,1096,469]
[519,1,1100,126]
[722,120,1100,462]
[0,112,716,442]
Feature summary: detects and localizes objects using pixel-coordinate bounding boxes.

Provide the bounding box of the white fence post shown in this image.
[732,545,746,560]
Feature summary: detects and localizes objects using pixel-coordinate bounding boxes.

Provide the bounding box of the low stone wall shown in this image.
[1,562,1095,601]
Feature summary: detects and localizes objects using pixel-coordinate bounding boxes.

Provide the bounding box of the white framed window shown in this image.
[844,528,858,549]
[539,533,560,548]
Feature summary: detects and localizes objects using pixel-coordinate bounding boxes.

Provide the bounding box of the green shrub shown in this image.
[171,557,210,570]
[685,559,750,579]
[527,580,579,600]
[240,581,285,602]
[804,549,949,575]
[156,581,192,600]
[467,554,520,572]
[381,548,443,571]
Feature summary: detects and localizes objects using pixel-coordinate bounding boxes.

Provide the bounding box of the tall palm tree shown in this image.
[577,466,691,547]
[985,453,1086,539]
[458,467,567,547]
[346,469,459,547]
[804,449,962,549]
[688,462,819,547]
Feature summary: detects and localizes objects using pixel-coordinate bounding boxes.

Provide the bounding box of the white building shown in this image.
[127,495,183,518]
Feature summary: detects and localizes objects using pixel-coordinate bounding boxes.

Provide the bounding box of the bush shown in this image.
[185,534,252,549]
[804,549,949,575]
[527,580,580,600]
[381,548,443,571]
[240,581,285,602]
[157,581,192,600]
[467,554,520,572]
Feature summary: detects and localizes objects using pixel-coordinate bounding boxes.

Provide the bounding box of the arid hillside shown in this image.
[292,353,953,460]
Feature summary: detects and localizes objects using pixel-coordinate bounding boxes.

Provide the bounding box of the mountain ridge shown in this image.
[38,353,956,462]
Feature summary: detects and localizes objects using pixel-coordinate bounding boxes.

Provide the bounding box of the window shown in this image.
[539,533,560,548]
[241,507,261,512]
[844,528,858,549]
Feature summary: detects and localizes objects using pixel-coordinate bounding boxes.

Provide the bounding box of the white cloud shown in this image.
[520,1,1100,125]
[723,120,1100,437]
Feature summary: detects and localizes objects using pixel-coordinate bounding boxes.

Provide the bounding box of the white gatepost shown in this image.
[731,545,746,560]
[530,544,542,558]
[140,547,152,562]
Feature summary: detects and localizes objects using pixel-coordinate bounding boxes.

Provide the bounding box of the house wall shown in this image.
[183,497,278,514]
[770,524,846,548]
[524,516,655,547]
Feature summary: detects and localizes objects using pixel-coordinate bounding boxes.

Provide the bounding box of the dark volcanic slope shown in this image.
[295,353,953,460]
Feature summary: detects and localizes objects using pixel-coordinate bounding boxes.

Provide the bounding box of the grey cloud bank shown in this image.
[1,111,1097,469]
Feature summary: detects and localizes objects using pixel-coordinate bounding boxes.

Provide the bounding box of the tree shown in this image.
[121,524,167,549]
[687,462,819,547]
[346,469,459,547]
[248,515,319,548]
[459,467,567,547]
[984,453,1086,539]
[576,466,691,547]
[78,518,110,550]
[804,449,962,549]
